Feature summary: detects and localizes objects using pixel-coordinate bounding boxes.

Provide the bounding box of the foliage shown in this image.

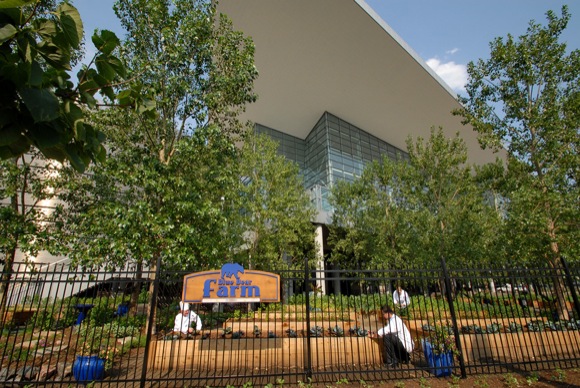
[76,324,118,369]
[57,0,260,273]
[118,314,146,329]
[0,0,149,171]
[329,128,502,270]
[456,6,579,316]
[102,321,140,338]
[423,321,459,357]
[87,298,116,326]
[138,288,149,303]
[231,132,317,270]
[114,0,258,157]
[155,304,178,332]
[503,373,520,388]
[30,309,55,331]
[551,368,567,382]
[0,153,63,265]
[525,372,539,386]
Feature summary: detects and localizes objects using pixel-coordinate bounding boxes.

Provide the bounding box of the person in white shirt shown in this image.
[393,286,411,309]
[172,301,202,338]
[372,305,414,367]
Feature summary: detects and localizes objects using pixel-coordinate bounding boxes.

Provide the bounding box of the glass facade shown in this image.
[256,112,408,214]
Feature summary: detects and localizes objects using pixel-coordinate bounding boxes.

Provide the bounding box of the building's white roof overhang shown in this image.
[218,0,500,164]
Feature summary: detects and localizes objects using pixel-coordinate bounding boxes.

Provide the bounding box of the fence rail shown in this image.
[0,261,579,386]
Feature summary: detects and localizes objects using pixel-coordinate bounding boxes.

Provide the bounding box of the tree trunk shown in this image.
[129,261,143,314]
[0,248,16,331]
[144,258,158,336]
[547,218,569,321]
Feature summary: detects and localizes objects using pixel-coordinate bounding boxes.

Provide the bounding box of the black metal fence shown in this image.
[1,260,579,387]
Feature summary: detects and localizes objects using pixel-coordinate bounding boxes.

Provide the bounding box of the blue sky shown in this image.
[75,0,580,94]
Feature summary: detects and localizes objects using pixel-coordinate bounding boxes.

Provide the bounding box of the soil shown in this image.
[313,368,580,388]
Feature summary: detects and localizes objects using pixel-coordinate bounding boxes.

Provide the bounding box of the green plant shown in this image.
[298,378,313,388]
[138,288,149,303]
[336,377,349,384]
[119,335,146,356]
[418,377,431,388]
[102,321,139,338]
[551,368,566,382]
[393,382,405,388]
[76,325,118,370]
[448,374,461,387]
[242,382,253,388]
[275,377,285,386]
[30,309,56,331]
[359,379,372,387]
[474,376,489,388]
[525,372,539,385]
[423,321,459,357]
[233,309,254,319]
[156,304,179,332]
[503,373,520,387]
[119,314,147,329]
[3,345,33,363]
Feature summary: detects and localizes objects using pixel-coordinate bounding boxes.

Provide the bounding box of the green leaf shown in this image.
[137,98,156,113]
[80,90,96,108]
[32,123,64,148]
[0,137,29,158]
[34,19,57,40]
[40,144,67,162]
[63,100,84,138]
[65,143,88,172]
[18,87,59,122]
[28,60,43,86]
[100,86,115,101]
[95,54,116,80]
[37,41,71,70]
[0,0,34,8]
[116,89,133,106]
[105,55,125,78]
[0,23,17,44]
[95,143,106,162]
[0,124,23,146]
[58,3,83,49]
[0,7,24,25]
[91,29,119,56]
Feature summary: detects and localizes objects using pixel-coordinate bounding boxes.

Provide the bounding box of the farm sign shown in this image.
[182,263,281,303]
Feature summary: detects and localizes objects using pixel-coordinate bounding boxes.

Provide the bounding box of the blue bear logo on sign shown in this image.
[221,263,245,282]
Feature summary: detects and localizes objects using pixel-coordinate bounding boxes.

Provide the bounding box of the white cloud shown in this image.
[426,58,467,92]
[446,48,459,55]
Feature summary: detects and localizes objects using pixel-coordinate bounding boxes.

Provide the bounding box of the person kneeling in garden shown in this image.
[372,305,414,368]
[169,301,202,339]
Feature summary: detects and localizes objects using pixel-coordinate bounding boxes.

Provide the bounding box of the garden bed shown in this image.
[147,336,382,370]
[461,330,580,363]
[147,315,580,372]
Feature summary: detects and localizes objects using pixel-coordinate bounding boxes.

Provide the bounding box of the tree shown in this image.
[0,0,145,324]
[0,0,141,172]
[329,129,502,275]
[456,6,580,318]
[56,0,259,315]
[232,132,317,270]
[58,123,241,271]
[0,151,65,324]
[113,0,257,164]
[329,157,411,271]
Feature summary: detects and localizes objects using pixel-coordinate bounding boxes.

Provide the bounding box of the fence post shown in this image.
[140,256,162,388]
[561,256,580,320]
[304,255,313,382]
[440,256,467,378]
